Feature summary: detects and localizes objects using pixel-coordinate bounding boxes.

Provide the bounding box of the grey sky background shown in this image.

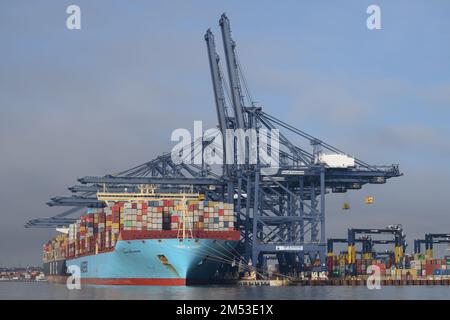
[1,0,450,265]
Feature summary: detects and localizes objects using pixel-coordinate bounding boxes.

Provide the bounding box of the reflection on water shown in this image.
[0,282,449,300]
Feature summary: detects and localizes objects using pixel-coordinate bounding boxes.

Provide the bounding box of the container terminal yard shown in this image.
[25,13,450,286]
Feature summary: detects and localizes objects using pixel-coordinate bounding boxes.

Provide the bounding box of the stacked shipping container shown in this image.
[43,234,68,262]
[43,199,236,260]
[410,257,450,277]
[121,200,235,232]
[326,254,450,279]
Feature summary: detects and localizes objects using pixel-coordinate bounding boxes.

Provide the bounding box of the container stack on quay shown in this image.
[410,256,450,278]
[42,200,236,260]
[326,254,450,280]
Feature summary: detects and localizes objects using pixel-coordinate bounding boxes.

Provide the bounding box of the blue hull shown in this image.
[66,238,238,285]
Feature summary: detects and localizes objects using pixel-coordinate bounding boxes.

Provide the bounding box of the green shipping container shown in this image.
[332,270,341,277]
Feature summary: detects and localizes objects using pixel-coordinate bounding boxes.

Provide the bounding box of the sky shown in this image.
[1,0,450,265]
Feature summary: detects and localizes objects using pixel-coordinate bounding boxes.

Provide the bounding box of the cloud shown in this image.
[369,124,447,151]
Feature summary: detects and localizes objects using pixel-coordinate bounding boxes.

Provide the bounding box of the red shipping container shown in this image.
[157,207,162,213]
[425,265,433,276]
[219,209,224,216]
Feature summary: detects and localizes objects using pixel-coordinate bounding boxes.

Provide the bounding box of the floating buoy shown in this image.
[342,202,350,210]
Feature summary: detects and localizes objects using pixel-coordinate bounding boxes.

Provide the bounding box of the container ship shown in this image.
[42,190,240,285]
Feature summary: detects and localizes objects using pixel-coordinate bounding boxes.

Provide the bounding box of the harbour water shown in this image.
[0,282,449,300]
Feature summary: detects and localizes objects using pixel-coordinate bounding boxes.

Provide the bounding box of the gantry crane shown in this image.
[414,233,450,258]
[347,226,406,275]
[26,14,402,275]
[327,237,396,260]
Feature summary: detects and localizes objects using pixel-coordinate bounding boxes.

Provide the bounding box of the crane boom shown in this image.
[219,13,246,130]
[205,29,229,175]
